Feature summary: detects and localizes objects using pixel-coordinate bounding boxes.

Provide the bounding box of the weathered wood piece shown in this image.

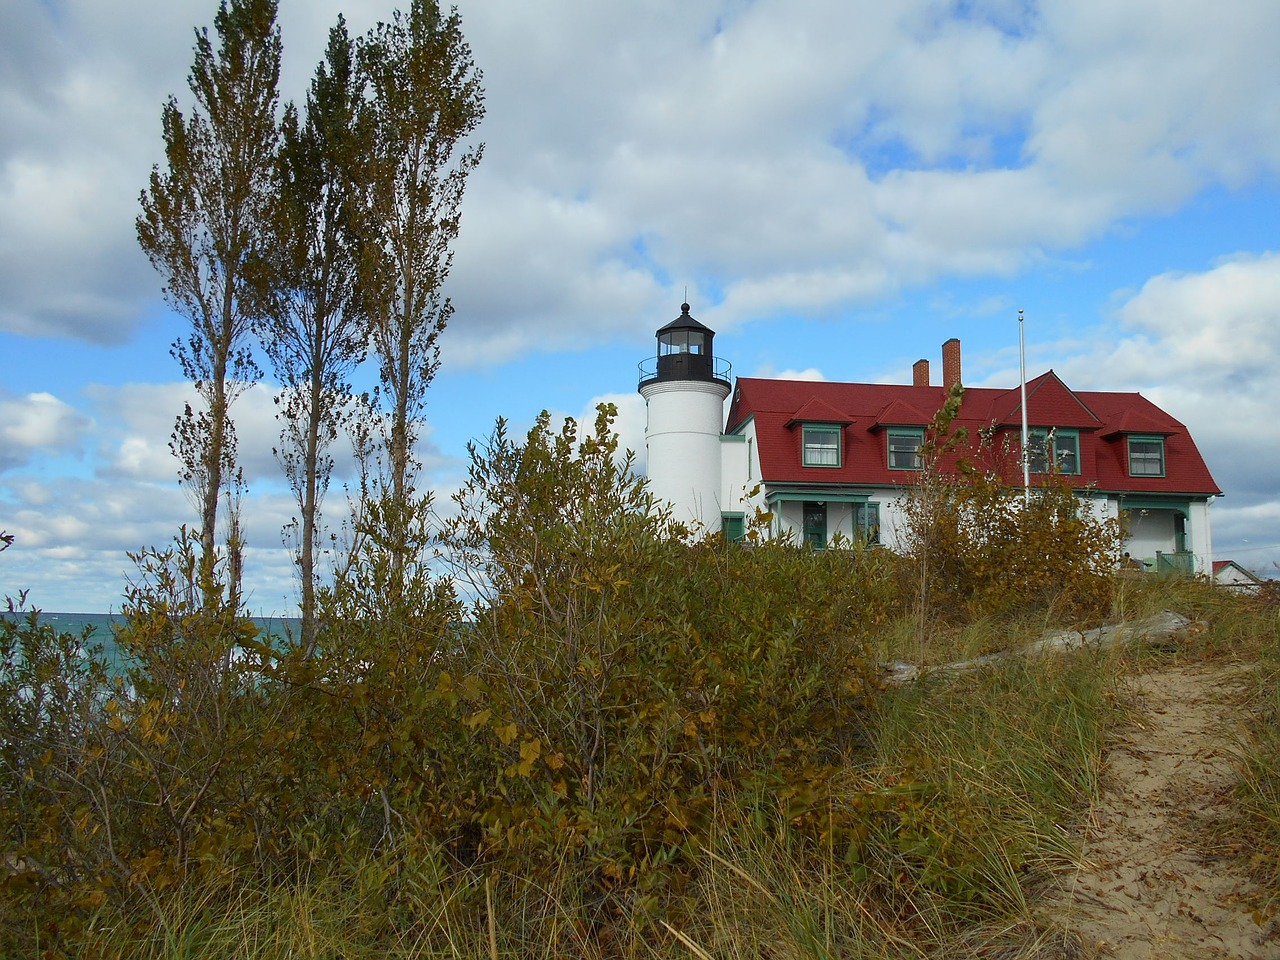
[879,610,1199,686]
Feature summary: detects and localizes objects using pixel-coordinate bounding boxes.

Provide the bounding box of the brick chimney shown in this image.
[912,358,930,387]
[942,338,961,390]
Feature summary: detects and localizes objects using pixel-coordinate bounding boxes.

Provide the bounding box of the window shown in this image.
[659,329,705,355]
[1129,436,1165,477]
[887,428,924,470]
[802,425,841,467]
[1028,428,1080,475]
[852,502,880,545]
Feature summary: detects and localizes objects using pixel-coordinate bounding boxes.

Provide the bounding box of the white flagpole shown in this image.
[1019,308,1030,503]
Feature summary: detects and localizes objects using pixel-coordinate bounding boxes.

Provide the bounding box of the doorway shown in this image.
[803,501,827,550]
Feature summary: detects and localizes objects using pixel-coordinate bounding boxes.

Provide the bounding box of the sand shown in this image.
[1045,661,1278,958]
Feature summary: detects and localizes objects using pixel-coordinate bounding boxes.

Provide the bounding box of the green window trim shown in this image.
[887,427,924,471]
[802,424,842,467]
[1128,436,1166,477]
[852,502,881,545]
[1028,427,1080,475]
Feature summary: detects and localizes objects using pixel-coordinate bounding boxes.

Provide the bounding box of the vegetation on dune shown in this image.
[1227,582,1280,913]
[9,397,1270,959]
[902,382,1125,637]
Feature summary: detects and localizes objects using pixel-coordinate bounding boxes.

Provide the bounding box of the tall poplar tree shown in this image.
[137,0,281,609]
[356,0,485,517]
[258,19,366,651]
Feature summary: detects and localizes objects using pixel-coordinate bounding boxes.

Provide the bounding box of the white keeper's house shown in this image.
[638,304,1221,576]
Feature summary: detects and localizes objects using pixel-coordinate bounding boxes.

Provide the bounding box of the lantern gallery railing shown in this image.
[638,355,732,388]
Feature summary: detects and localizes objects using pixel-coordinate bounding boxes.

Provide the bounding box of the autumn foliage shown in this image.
[2,404,1142,957]
[901,384,1124,627]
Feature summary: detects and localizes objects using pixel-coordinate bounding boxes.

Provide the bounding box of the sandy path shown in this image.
[1046,661,1277,958]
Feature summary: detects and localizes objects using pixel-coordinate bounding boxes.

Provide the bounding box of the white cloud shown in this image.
[6,0,1280,356]
[2,474,187,556]
[0,369,466,612]
[1029,1,1280,195]
[2,464,300,613]
[578,392,648,473]
[749,366,827,381]
[1116,253,1280,386]
[1204,497,1280,576]
[1045,253,1280,556]
[0,2,184,343]
[1057,252,1280,395]
[0,391,93,470]
[81,380,440,488]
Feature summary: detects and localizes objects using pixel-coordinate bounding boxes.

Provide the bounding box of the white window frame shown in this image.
[802,425,841,467]
[887,428,924,470]
[1128,436,1165,477]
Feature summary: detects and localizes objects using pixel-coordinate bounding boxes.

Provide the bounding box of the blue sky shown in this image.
[3,0,1279,613]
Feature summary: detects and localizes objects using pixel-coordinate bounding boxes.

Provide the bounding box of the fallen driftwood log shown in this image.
[879,610,1202,686]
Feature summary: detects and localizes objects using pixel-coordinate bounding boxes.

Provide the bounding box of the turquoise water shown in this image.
[2,611,303,675]
[6,611,301,641]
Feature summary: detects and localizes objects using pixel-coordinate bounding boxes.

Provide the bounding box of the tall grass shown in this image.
[1227,585,1280,909]
[648,647,1123,959]
[9,629,1123,960]
[868,653,1120,919]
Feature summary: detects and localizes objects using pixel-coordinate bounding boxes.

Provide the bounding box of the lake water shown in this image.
[2,610,303,676]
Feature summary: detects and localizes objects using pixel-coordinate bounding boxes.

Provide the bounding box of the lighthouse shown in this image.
[638,303,732,530]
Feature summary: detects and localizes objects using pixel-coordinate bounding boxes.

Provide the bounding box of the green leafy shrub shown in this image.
[0,603,115,946]
[440,405,886,920]
[1,399,1158,957]
[276,488,485,859]
[902,387,1124,628]
[1,531,297,950]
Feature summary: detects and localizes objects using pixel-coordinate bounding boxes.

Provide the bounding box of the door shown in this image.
[803,502,827,549]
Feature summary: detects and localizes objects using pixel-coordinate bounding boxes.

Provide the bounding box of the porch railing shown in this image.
[1155,550,1195,575]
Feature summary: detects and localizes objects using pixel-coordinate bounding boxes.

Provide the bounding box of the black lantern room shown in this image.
[638,303,731,387]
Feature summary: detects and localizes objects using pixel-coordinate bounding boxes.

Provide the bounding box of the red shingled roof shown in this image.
[988,372,1102,428]
[784,397,853,427]
[726,375,1220,495]
[871,398,933,428]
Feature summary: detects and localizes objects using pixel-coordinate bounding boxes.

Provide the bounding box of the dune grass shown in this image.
[1222,584,1280,912]
[11,574,1277,959]
[29,624,1127,960]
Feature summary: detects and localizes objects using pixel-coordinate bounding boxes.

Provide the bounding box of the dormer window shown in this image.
[1129,436,1165,477]
[802,425,841,467]
[887,428,924,470]
[1028,428,1080,475]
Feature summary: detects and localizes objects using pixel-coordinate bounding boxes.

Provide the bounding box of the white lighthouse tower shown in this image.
[638,303,732,531]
